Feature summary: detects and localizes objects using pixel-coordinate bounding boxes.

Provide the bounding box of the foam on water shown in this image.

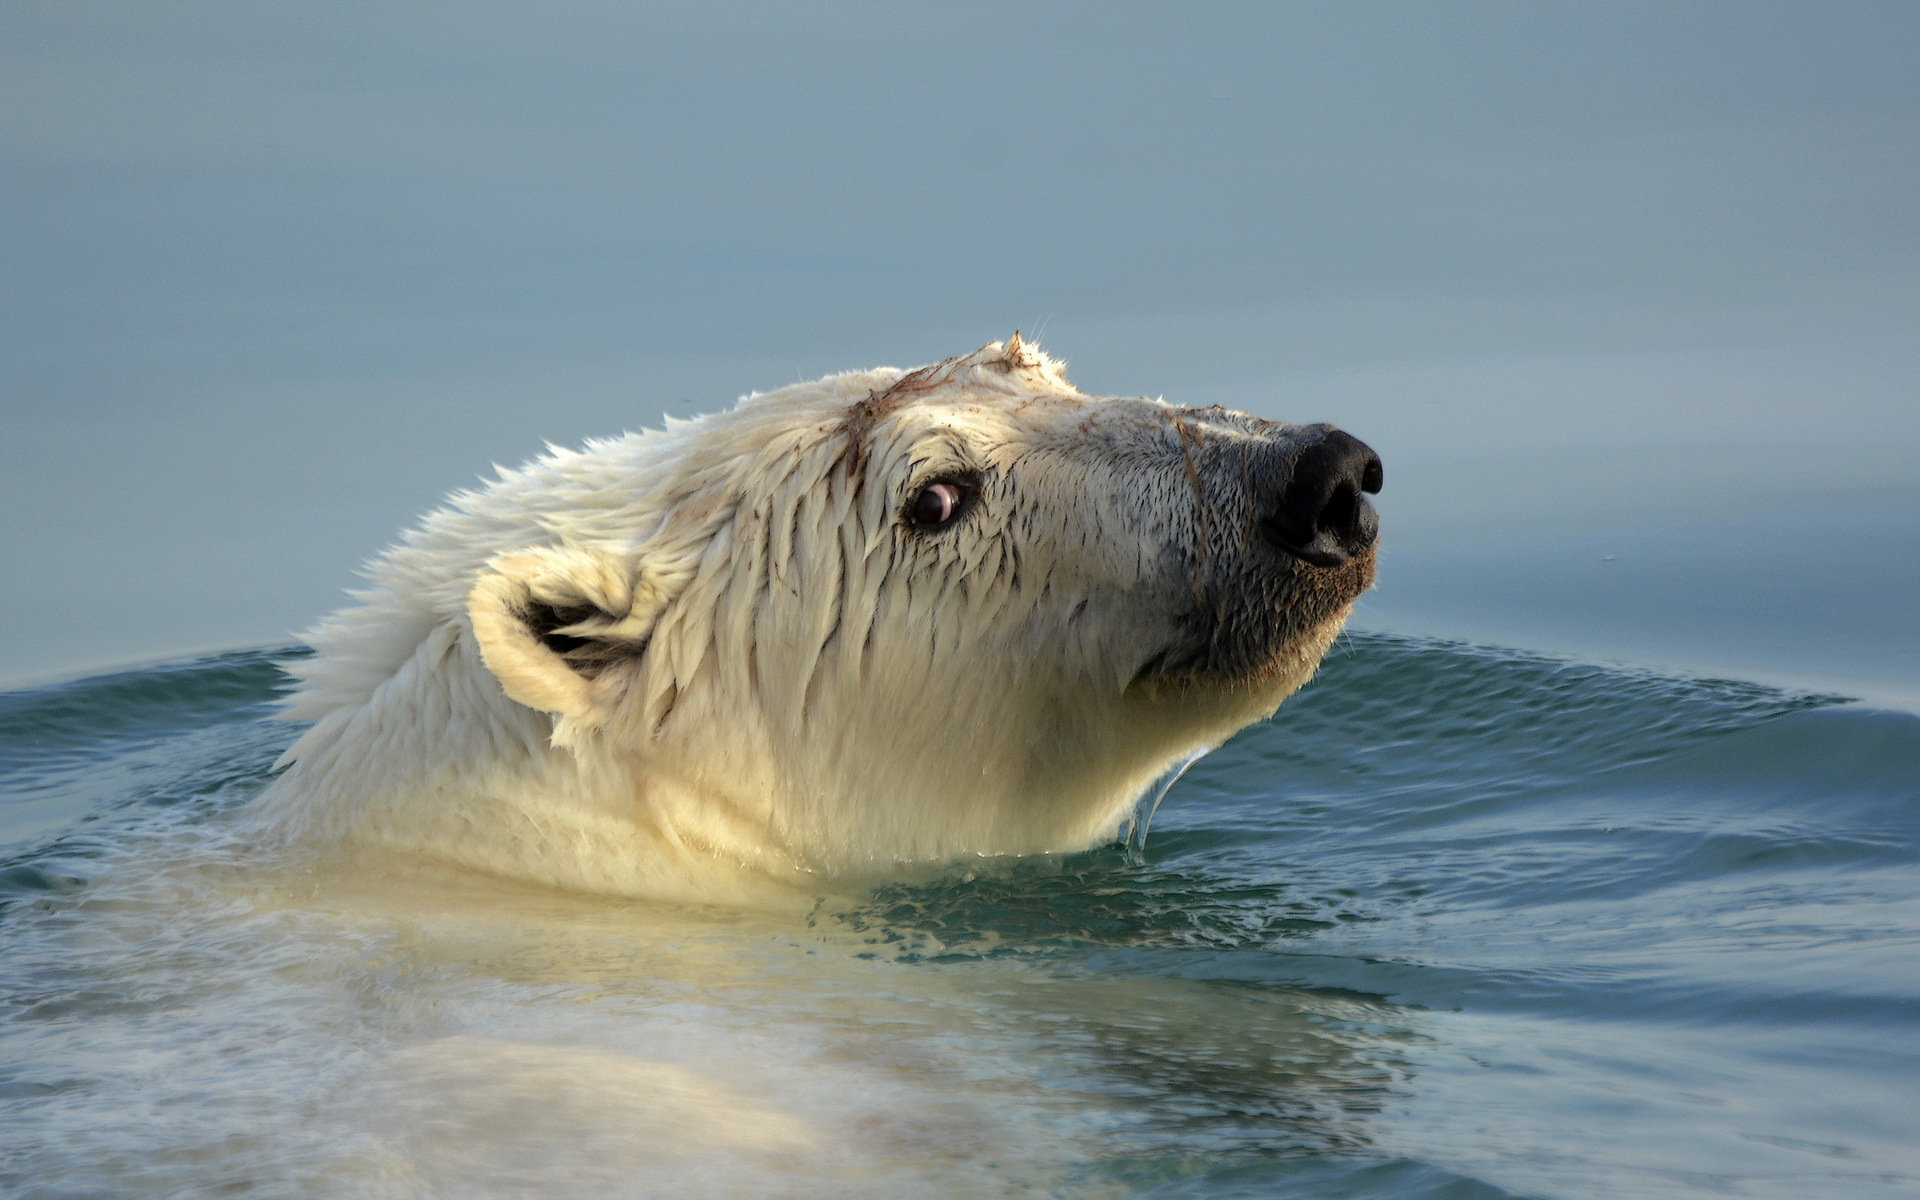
[2,633,1917,1198]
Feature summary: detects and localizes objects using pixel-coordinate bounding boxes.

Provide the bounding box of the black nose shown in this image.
[1257,426,1383,568]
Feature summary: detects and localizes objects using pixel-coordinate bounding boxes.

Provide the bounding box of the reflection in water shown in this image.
[1,840,1106,1197]
[0,766,1423,1195]
[832,857,1417,1165]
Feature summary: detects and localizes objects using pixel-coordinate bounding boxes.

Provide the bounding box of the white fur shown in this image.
[252,341,1352,903]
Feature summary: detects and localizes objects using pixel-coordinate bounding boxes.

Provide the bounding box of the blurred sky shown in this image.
[3,1,1916,691]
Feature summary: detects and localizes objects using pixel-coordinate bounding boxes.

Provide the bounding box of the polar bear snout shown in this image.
[1255,426,1383,569]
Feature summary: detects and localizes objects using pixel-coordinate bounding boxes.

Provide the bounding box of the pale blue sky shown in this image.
[3,2,1916,686]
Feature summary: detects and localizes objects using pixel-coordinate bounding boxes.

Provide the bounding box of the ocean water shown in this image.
[2,631,1915,1198]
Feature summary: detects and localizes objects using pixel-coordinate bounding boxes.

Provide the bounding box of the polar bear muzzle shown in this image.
[1117,411,1382,687]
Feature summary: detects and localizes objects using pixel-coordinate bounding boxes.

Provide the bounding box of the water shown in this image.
[2,633,1915,1198]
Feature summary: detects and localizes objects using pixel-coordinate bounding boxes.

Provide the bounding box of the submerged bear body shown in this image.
[253,339,1381,902]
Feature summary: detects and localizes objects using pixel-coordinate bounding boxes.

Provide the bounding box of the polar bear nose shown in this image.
[1257,426,1383,568]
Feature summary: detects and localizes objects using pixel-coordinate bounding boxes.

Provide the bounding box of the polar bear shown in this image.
[252,339,1381,903]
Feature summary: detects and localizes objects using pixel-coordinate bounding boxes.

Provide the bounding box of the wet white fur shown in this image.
[252,341,1346,903]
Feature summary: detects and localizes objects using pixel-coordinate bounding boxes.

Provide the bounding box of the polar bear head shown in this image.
[259,339,1380,901]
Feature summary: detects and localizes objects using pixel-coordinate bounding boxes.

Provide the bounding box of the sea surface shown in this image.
[0,631,1916,1198]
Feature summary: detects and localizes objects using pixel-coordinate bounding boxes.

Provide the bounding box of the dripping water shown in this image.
[1123,745,1213,862]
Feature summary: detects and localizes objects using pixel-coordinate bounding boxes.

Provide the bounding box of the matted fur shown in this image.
[252,340,1374,904]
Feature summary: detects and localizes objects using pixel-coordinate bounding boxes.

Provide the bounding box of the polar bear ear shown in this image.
[466,545,669,726]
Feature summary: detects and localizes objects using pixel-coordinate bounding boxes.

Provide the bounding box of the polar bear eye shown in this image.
[908,480,972,530]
